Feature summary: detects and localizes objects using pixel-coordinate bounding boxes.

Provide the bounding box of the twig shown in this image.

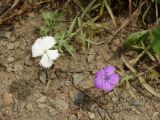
[0,0,20,18]
[97,109,106,120]
[44,68,50,91]
[0,0,52,24]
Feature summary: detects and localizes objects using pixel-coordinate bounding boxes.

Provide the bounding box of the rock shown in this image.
[87,48,96,63]
[4,32,12,38]
[7,43,14,50]
[7,57,14,62]
[79,79,93,89]
[88,112,95,119]
[14,42,20,48]
[19,42,27,50]
[37,104,47,109]
[3,92,13,106]
[48,106,57,116]
[111,97,118,103]
[26,103,34,112]
[2,41,7,47]
[131,99,140,106]
[36,95,46,103]
[50,72,56,79]
[74,92,84,105]
[70,114,78,120]
[10,36,16,42]
[87,54,95,63]
[131,107,140,114]
[69,91,76,102]
[25,55,32,66]
[55,99,69,111]
[39,72,47,84]
[98,108,106,119]
[7,64,14,72]
[12,99,18,112]
[152,112,160,120]
[73,73,84,86]
[14,64,23,72]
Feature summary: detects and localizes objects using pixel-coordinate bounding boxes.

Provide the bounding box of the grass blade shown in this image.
[104,0,116,26]
[68,16,77,34]
[122,55,160,97]
[81,0,96,18]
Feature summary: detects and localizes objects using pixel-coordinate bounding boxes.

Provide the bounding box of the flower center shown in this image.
[43,49,48,54]
[104,72,111,82]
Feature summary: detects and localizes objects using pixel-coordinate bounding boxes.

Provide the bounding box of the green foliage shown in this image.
[40,11,76,55]
[40,0,112,55]
[125,30,149,47]
[139,0,160,24]
[125,28,160,54]
[73,0,116,26]
[54,17,78,56]
[150,28,160,54]
[40,11,64,35]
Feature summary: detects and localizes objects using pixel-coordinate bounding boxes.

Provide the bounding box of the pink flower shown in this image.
[94,65,120,92]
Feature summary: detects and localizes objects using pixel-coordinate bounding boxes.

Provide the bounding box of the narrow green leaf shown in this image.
[68,16,77,34]
[104,0,116,26]
[142,2,151,25]
[122,55,160,97]
[81,0,96,18]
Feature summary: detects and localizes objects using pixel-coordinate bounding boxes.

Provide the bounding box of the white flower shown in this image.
[32,36,59,68]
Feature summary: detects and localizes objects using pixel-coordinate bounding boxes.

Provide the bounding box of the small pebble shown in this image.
[37,104,47,109]
[79,79,93,89]
[74,92,84,105]
[7,57,14,62]
[152,112,160,120]
[88,112,95,119]
[111,97,118,103]
[70,114,78,120]
[19,42,27,50]
[55,99,69,111]
[26,103,34,112]
[131,99,141,106]
[25,55,32,66]
[14,64,23,72]
[73,73,84,86]
[36,95,46,103]
[3,92,13,106]
[12,99,18,112]
[39,72,47,84]
[48,106,57,116]
[14,42,20,48]
[98,108,106,119]
[7,43,14,50]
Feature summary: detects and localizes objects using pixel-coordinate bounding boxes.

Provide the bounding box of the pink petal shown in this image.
[96,70,105,80]
[104,65,116,75]
[109,74,120,86]
[94,78,103,89]
[102,83,114,92]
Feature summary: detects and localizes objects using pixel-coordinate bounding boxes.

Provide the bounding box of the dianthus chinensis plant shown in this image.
[40,0,116,55]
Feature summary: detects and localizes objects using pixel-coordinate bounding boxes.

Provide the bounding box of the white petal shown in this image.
[32,38,44,57]
[46,50,59,61]
[41,36,56,50]
[32,36,56,57]
[40,53,53,68]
